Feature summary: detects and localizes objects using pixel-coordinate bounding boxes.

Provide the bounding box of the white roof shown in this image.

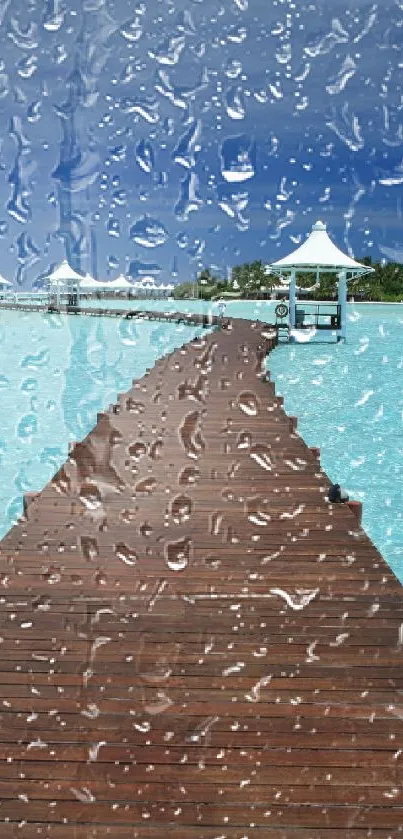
[268,221,374,275]
[108,275,132,289]
[48,260,84,282]
[0,274,12,286]
[80,274,111,289]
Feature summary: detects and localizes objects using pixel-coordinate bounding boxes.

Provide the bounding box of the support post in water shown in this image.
[337,269,347,342]
[288,268,296,332]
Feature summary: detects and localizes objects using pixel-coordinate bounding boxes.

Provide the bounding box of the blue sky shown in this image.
[0,0,402,286]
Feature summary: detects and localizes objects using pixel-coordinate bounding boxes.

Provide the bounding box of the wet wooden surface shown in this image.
[0,317,402,837]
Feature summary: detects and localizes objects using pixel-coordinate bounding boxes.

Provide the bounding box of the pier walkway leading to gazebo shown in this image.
[0,317,402,837]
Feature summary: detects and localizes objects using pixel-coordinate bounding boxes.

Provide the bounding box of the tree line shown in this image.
[173,258,403,302]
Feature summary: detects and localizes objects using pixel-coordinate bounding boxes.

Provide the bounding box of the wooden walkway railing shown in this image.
[0,317,402,837]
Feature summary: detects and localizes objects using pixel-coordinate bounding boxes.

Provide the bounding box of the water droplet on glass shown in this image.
[165,537,192,571]
[80,536,99,561]
[79,484,102,510]
[114,543,137,566]
[179,466,200,486]
[237,391,259,416]
[171,495,192,524]
[135,139,155,173]
[220,134,255,182]
[130,216,168,248]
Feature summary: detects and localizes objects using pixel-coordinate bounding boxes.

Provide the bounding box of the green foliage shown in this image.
[173,281,195,299]
[172,258,403,302]
[232,260,271,296]
[350,260,403,301]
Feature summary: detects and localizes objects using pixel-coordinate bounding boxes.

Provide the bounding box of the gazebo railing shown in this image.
[295,303,341,330]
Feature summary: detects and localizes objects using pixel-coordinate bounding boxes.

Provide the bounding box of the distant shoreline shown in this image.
[191,298,403,306]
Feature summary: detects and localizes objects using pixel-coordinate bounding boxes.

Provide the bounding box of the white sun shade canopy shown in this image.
[268,221,374,275]
[80,274,112,289]
[0,274,12,286]
[107,275,133,289]
[48,260,84,282]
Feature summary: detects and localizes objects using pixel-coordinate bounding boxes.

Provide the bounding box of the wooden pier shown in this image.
[0,300,221,327]
[0,317,402,836]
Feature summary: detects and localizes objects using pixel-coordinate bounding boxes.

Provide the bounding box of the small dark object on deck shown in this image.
[328,482,349,503]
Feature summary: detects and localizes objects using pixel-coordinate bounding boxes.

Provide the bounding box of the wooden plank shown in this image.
[0,318,401,834]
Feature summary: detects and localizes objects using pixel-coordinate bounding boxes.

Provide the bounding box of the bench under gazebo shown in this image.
[268,220,374,341]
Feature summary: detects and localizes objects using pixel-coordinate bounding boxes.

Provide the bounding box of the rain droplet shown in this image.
[165,537,192,571]
[171,495,192,524]
[237,391,259,416]
[220,134,255,182]
[135,139,155,173]
[79,484,102,510]
[179,466,200,486]
[114,543,137,566]
[80,536,99,561]
[179,410,205,459]
[135,477,157,495]
[130,216,168,248]
[249,444,273,472]
[17,413,37,438]
[129,442,147,460]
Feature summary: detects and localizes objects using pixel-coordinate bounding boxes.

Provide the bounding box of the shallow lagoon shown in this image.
[0,309,205,539]
[269,304,403,580]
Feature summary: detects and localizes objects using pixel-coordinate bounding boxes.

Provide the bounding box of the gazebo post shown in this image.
[288,269,296,331]
[337,270,347,342]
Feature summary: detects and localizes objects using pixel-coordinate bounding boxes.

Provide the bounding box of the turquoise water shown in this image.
[0,301,401,581]
[82,297,275,318]
[269,304,403,580]
[0,310,205,539]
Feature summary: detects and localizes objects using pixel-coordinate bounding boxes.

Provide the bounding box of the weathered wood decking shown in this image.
[0,317,403,837]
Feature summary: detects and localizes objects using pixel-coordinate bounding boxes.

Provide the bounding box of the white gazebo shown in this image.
[0,273,12,298]
[48,260,84,306]
[268,220,374,341]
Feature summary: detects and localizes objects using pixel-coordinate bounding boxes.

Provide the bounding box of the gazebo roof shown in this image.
[268,221,374,275]
[48,260,84,282]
